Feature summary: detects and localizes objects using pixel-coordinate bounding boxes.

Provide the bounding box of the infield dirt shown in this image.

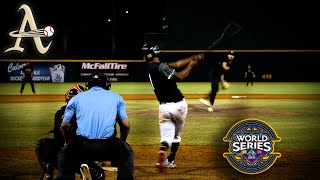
[0,146,319,179]
[0,95,319,179]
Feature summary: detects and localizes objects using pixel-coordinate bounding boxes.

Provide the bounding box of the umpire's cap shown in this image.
[65,84,85,103]
[87,72,111,90]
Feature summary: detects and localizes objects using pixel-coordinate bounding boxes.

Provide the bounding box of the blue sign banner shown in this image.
[6,62,66,82]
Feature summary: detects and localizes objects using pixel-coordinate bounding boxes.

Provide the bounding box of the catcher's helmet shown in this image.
[141,42,160,61]
[87,72,111,90]
[65,84,85,102]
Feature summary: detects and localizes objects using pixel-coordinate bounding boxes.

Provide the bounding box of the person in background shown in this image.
[20,60,36,94]
[245,64,255,86]
[199,51,235,112]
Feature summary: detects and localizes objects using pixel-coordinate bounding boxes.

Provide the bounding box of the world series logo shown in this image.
[223,118,281,174]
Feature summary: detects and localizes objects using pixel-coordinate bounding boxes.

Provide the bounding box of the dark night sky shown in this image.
[167,1,320,50]
[0,1,319,59]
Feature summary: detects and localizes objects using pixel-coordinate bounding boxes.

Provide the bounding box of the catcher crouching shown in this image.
[35,84,90,180]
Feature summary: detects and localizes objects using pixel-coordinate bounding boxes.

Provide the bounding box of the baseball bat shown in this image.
[204,22,243,54]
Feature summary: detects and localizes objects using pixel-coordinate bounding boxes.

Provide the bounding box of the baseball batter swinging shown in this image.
[142,42,204,170]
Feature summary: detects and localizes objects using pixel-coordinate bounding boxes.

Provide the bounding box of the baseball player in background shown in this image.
[245,64,255,86]
[199,50,235,112]
[20,60,36,94]
[142,42,204,170]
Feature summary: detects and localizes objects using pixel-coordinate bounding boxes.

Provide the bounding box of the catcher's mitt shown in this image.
[221,81,230,90]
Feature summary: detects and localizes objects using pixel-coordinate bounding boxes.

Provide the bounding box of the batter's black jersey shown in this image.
[148,62,184,103]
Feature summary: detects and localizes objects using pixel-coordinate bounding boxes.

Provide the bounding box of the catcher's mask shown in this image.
[87,72,111,90]
[65,84,85,103]
[141,42,160,61]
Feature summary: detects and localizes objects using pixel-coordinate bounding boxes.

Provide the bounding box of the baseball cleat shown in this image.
[208,107,213,112]
[80,164,93,180]
[156,150,167,171]
[199,98,212,107]
[156,159,176,169]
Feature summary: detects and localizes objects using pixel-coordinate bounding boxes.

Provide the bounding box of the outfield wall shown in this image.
[0,51,319,82]
[1,2,319,83]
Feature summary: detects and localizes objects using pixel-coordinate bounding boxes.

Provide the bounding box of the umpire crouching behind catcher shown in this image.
[57,72,134,180]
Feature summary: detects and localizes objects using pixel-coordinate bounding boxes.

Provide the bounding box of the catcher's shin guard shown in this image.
[35,138,57,172]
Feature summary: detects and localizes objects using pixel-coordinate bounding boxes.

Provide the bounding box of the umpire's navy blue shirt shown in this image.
[62,86,128,139]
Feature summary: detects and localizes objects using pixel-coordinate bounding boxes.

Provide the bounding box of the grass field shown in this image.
[0,82,319,179]
[1,99,319,150]
[1,82,320,95]
[0,82,319,149]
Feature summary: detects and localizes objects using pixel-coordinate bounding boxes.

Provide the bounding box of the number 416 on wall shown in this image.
[262,74,272,79]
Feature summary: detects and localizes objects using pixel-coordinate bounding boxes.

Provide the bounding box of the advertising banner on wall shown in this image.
[6,62,66,82]
[79,62,131,82]
[1,61,147,83]
[2,51,320,83]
